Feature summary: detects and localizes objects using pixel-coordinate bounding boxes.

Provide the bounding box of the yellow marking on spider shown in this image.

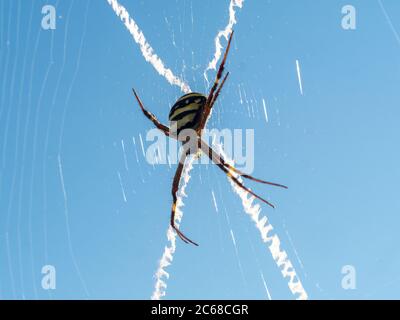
[169,103,201,120]
[176,113,197,127]
[194,149,202,159]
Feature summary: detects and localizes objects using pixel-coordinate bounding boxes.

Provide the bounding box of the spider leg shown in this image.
[201,143,276,208]
[200,140,288,189]
[171,151,199,246]
[198,73,230,132]
[132,88,170,137]
[209,72,229,110]
[199,31,234,130]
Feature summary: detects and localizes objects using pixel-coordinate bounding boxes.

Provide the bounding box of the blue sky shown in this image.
[1,0,400,299]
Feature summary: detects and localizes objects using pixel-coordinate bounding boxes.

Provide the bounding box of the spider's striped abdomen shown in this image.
[169,92,206,136]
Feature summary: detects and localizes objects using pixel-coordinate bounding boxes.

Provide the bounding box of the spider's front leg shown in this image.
[199,30,234,131]
[132,88,171,137]
[170,151,199,246]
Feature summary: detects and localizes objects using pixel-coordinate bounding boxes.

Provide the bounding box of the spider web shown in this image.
[2,0,400,300]
[0,0,319,300]
[0,0,91,298]
[107,0,308,300]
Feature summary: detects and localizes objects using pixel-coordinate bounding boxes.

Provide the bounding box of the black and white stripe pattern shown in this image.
[169,93,206,135]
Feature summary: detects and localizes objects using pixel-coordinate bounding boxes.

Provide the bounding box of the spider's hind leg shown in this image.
[200,142,275,208]
[210,155,276,208]
[222,162,287,189]
[170,152,199,246]
[200,140,287,189]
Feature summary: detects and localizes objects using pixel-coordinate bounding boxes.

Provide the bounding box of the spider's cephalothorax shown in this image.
[132,31,287,246]
[168,92,207,136]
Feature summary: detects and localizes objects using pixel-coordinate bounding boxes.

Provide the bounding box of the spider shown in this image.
[132,31,287,246]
